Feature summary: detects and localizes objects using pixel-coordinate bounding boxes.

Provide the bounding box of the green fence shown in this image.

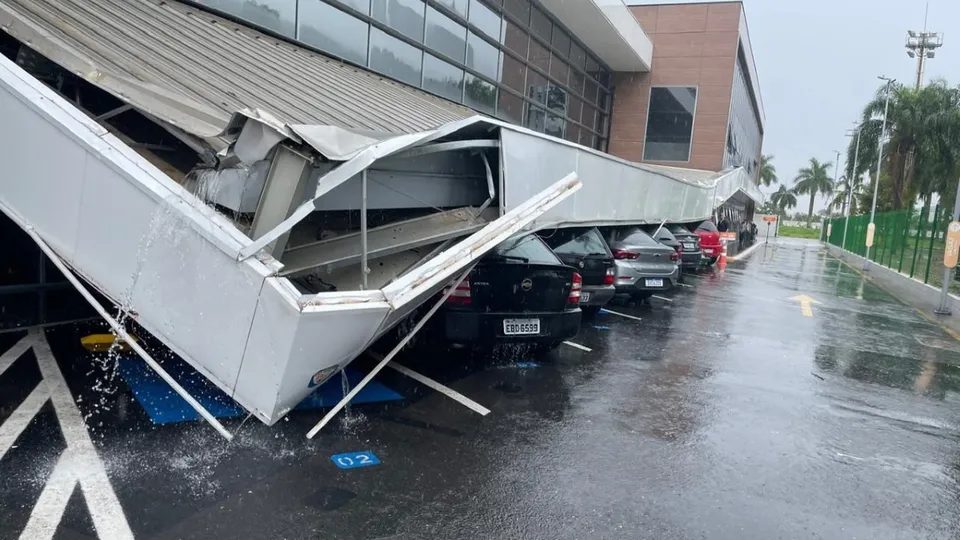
[823,206,960,294]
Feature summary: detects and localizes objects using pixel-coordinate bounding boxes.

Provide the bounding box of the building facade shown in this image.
[609,1,764,176]
[193,0,651,151]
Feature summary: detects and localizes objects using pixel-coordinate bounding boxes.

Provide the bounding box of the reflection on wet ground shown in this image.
[2,238,960,539]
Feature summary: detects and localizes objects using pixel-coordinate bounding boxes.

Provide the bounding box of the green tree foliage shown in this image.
[758,154,778,187]
[794,158,834,227]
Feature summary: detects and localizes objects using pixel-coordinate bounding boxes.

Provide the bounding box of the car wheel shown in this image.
[707,256,718,265]
[533,341,563,354]
[631,292,653,302]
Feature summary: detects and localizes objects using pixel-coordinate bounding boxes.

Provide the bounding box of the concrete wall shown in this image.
[608,2,742,170]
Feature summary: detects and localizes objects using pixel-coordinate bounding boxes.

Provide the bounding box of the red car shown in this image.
[694,220,723,265]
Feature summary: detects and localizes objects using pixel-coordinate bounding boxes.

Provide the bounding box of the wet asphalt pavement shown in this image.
[4,238,960,539]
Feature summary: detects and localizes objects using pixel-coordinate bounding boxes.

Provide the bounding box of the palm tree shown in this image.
[794,158,834,228]
[757,154,778,187]
[828,175,856,216]
[769,185,797,219]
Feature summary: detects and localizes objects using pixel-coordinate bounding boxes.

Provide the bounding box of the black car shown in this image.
[666,224,703,269]
[538,227,615,317]
[439,234,582,350]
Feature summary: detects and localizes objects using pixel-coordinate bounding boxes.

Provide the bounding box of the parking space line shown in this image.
[600,309,643,322]
[386,361,491,416]
[0,384,50,462]
[651,295,673,303]
[562,341,592,352]
[677,282,694,288]
[0,334,32,376]
[30,330,134,540]
[19,451,77,540]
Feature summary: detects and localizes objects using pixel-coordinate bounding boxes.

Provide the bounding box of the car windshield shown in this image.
[651,227,676,242]
[696,220,719,233]
[668,225,692,235]
[491,235,561,264]
[548,228,610,257]
[621,229,661,247]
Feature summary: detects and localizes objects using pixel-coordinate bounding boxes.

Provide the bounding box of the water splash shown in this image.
[338,369,368,433]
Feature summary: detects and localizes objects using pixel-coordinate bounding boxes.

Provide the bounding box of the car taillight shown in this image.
[444,277,471,305]
[568,273,582,304]
[603,267,615,285]
[613,249,639,260]
[670,251,679,262]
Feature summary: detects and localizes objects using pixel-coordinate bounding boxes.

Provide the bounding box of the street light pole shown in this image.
[826,149,841,243]
[842,126,862,251]
[864,76,894,270]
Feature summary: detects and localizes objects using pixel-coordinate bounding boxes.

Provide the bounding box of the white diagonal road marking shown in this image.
[0,334,32,377]
[0,383,50,462]
[562,341,592,352]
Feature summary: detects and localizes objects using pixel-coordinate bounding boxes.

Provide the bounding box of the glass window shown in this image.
[465,32,499,80]
[585,55,599,79]
[546,84,566,116]
[371,0,425,42]
[199,0,296,37]
[499,52,525,94]
[545,111,564,138]
[492,235,560,265]
[463,73,496,114]
[527,39,549,72]
[526,69,547,105]
[501,18,528,57]
[567,95,582,124]
[568,69,584,96]
[469,0,501,40]
[551,28,570,58]
[583,78,598,104]
[548,228,609,256]
[581,103,598,131]
[436,0,467,18]
[425,6,467,62]
[422,54,464,102]
[643,87,698,162]
[564,123,580,145]
[336,0,370,14]
[496,89,524,124]
[529,6,551,42]
[369,28,424,86]
[549,54,568,85]
[622,229,661,247]
[502,0,529,24]
[298,0,369,66]
[569,42,585,71]
[525,104,545,132]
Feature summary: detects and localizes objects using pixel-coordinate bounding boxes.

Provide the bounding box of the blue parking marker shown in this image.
[331,451,380,469]
[513,361,541,368]
[592,325,610,331]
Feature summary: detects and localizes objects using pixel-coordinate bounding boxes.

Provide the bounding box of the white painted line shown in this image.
[0,383,50,462]
[562,341,592,352]
[19,451,78,540]
[601,309,643,322]
[651,295,673,303]
[0,334,33,377]
[677,282,694,288]
[31,331,135,540]
[727,240,766,262]
[387,361,490,416]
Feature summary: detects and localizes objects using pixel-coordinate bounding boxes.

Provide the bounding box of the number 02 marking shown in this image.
[331,451,380,469]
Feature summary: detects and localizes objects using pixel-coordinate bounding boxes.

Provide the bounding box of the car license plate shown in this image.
[683,242,696,250]
[645,278,664,287]
[503,318,540,335]
[580,292,591,303]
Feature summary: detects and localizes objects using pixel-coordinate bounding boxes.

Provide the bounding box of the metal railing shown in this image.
[824,206,959,293]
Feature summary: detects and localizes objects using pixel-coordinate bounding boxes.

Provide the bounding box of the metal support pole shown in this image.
[842,128,862,251]
[360,169,368,290]
[865,77,894,270]
[307,266,474,439]
[934,177,960,314]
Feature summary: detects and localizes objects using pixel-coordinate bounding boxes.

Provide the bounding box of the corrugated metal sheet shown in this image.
[0,0,472,137]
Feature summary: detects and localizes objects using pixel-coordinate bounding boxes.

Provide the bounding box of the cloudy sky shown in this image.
[745,0,960,211]
[630,0,960,211]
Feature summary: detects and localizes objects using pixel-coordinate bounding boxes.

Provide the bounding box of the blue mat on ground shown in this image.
[117,356,403,425]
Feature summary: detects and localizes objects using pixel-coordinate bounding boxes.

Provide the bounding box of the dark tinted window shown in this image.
[696,220,719,233]
[493,235,560,264]
[650,226,676,243]
[621,229,661,247]
[545,228,609,256]
[668,224,695,237]
[643,87,697,162]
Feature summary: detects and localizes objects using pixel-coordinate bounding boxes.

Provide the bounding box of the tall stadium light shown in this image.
[905,6,944,89]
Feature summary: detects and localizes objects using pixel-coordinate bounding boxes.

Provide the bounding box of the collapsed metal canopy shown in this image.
[0,0,472,140]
